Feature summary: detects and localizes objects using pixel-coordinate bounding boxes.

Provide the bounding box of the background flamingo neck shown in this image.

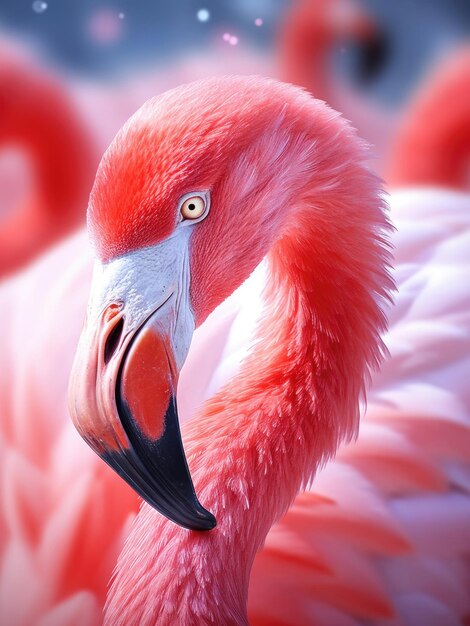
[278,2,332,100]
[0,61,97,275]
[387,48,470,190]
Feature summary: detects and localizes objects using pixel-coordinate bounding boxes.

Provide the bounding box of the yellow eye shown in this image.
[180,195,206,220]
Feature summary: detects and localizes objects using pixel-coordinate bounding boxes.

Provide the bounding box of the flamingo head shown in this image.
[68,76,317,531]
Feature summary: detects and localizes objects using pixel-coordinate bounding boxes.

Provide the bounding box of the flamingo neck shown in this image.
[387,49,470,190]
[0,62,96,275]
[278,2,333,101]
[105,113,392,625]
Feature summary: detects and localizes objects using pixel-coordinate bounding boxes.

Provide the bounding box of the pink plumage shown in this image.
[90,76,392,625]
[0,76,468,626]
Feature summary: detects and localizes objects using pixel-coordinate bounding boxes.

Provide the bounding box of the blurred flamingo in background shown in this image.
[387,46,470,190]
[278,0,397,167]
[278,0,374,96]
[0,42,98,279]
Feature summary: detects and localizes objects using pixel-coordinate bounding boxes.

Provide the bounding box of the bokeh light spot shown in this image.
[197,9,210,23]
[32,1,48,13]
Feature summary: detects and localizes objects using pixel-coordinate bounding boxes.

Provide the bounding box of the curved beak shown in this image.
[68,244,216,531]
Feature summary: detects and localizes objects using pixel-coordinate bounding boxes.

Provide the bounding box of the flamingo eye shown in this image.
[180,195,206,221]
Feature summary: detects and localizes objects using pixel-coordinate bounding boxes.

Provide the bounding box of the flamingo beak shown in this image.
[68,246,216,531]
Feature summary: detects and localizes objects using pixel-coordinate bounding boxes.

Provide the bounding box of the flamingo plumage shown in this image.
[0,73,469,626]
[67,75,392,623]
[0,43,98,278]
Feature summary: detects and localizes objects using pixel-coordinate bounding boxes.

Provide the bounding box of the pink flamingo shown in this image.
[0,42,97,278]
[1,76,469,625]
[66,75,469,625]
[387,46,470,190]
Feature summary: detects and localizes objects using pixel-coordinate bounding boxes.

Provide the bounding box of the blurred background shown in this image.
[0,2,469,625]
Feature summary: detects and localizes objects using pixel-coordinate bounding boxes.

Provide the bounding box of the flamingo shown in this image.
[64,75,469,626]
[0,41,98,278]
[0,74,469,625]
[387,46,470,190]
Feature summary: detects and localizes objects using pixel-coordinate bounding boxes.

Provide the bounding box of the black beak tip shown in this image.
[100,447,217,532]
[102,382,217,532]
[144,485,217,531]
[191,508,217,532]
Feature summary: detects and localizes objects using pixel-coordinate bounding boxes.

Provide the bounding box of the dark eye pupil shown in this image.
[188,203,195,211]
